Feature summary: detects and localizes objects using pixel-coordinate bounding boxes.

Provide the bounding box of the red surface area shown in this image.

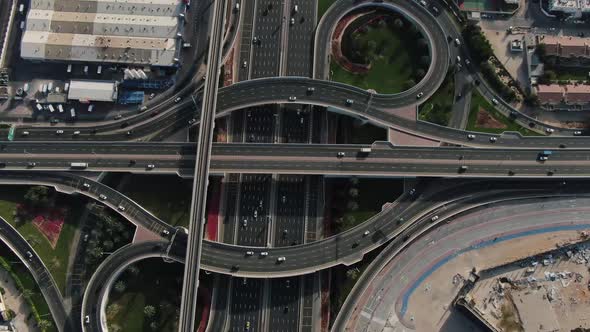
[205,181,221,241]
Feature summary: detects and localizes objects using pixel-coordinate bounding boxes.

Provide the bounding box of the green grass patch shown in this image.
[330,23,418,94]
[107,259,206,332]
[419,73,455,126]
[0,186,83,293]
[318,0,337,19]
[467,91,540,136]
[553,67,588,81]
[120,175,192,227]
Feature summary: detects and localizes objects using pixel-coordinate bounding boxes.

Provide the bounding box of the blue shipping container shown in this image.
[118,91,144,104]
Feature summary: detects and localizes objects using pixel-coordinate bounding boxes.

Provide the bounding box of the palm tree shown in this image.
[37,319,52,330]
[114,280,126,293]
[143,305,156,318]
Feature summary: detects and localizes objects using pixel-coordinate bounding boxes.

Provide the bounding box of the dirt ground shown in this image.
[404,231,590,332]
[476,107,507,129]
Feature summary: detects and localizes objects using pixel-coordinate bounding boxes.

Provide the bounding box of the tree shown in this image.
[24,186,50,208]
[114,280,126,293]
[128,265,140,276]
[106,303,121,317]
[143,305,156,318]
[348,188,359,198]
[21,289,33,299]
[347,201,359,211]
[539,70,556,84]
[536,43,547,61]
[346,268,360,280]
[393,18,404,29]
[419,55,431,67]
[150,321,159,331]
[37,319,52,330]
[103,240,114,251]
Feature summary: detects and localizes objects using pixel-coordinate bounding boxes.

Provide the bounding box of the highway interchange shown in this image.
[2,0,590,331]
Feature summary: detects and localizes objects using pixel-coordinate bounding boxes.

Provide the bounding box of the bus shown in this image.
[7,125,15,141]
[70,162,88,169]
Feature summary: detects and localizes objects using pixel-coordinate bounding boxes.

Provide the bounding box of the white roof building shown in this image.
[20,0,184,66]
[67,80,117,102]
[548,0,590,15]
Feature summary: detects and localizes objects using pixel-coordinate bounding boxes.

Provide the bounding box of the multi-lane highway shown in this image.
[6,142,590,177]
[178,0,228,330]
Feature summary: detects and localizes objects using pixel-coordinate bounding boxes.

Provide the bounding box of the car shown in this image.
[307,87,315,94]
[363,230,370,237]
[73,131,80,136]
[288,96,297,101]
[416,92,424,99]
[260,251,268,257]
[84,316,90,324]
[290,17,295,25]
[245,321,251,330]
[491,98,499,105]
[545,128,555,133]
[456,55,461,63]
[162,229,170,236]
[149,93,156,99]
[118,205,125,211]
[337,151,345,158]
[242,219,248,227]
[242,61,248,68]
[467,134,476,139]
[286,280,291,288]
[27,162,36,168]
[26,251,33,259]
[82,183,91,189]
[465,59,471,66]
[574,131,582,136]
[409,188,416,195]
[459,165,468,173]
[174,97,182,103]
[539,155,548,161]
[99,194,107,200]
[188,118,197,125]
[252,36,258,44]
[431,5,439,14]
[114,114,123,120]
[50,118,59,124]
[126,130,133,136]
[277,256,286,263]
[245,251,254,256]
[56,130,64,135]
[282,229,288,238]
[489,137,497,142]
[147,164,155,170]
[419,0,427,6]
[345,99,354,105]
[431,215,439,222]
[22,131,29,136]
[454,38,461,46]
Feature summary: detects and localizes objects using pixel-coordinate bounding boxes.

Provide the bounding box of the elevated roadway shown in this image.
[178,0,227,330]
[2,170,584,277]
[4,142,590,177]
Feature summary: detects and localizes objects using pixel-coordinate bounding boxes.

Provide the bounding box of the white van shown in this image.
[57,104,64,113]
[48,104,55,112]
[35,103,43,111]
[67,64,72,73]
[97,65,102,74]
[88,104,95,112]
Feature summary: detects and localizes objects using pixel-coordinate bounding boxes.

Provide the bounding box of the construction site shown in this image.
[456,231,590,332]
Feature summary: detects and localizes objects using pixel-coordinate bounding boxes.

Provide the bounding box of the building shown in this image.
[20,0,186,67]
[547,0,590,17]
[538,35,589,58]
[536,84,565,104]
[565,84,590,104]
[67,80,118,102]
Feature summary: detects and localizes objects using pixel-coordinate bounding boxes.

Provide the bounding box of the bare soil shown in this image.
[476,107,507,129]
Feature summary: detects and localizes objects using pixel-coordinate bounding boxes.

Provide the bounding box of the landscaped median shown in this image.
[467,91,540,136]
[418,70,455,126]
[0,186,84,294]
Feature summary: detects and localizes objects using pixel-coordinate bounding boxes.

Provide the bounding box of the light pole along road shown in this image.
[178,0,227,331]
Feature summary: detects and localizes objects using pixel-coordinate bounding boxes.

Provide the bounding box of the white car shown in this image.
[147,164,155,169]
[118,205,125,211]
[574,131,582,136]
[539,156,548,161]
[491,98,499,105]
[467,134,476,139]
[174,97,182,103]
[345,99,354,105]
[82,183,91,189]
[277,256,286,263]
[288,96,297,101]
[416,92,424,99]
[454,38,461,46]
[420,0,427,6]
[545,128,555,134]
[56,130,64,135]
[363,230,370,237]
[489,137,497,142]
[337,152,345,158]
[245,251,254,256]
[99,194,107,200]
[431,215,439,222]
[260,252,268,257]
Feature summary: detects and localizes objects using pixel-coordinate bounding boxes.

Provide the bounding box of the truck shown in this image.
[358,147,372,157]
[538,150,552,161]
[70,162,88,169]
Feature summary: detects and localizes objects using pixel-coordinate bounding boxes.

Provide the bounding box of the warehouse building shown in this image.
[20,0,185,67]
[67,80,118,102]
